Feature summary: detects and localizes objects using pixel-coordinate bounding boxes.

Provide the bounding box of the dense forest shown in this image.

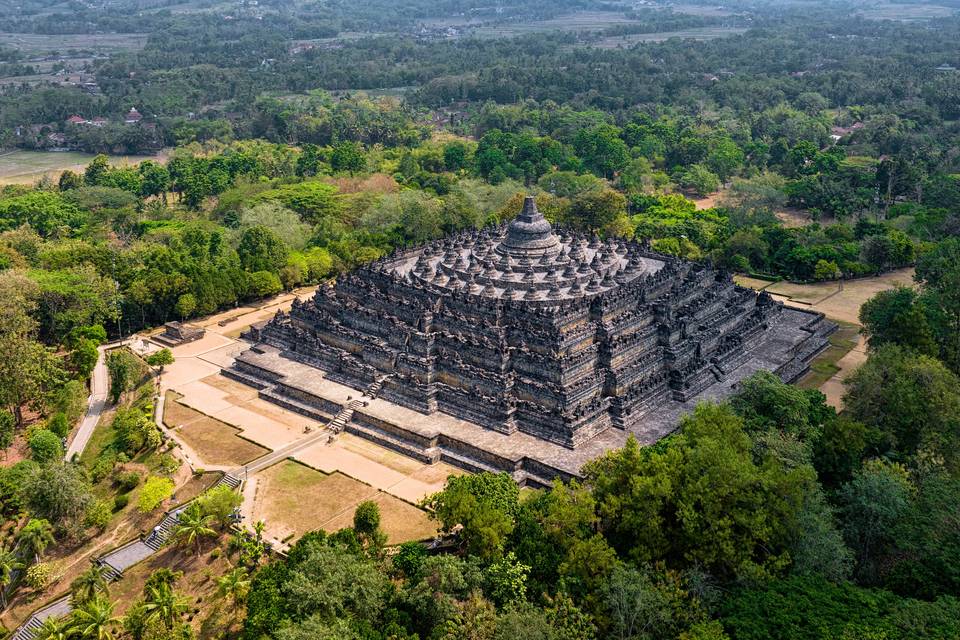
[1,0,960,638]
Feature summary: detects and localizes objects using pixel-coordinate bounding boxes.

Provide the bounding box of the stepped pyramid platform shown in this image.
[224,197,834,486]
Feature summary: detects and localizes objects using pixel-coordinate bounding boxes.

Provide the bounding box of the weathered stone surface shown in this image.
[228,197,835,483]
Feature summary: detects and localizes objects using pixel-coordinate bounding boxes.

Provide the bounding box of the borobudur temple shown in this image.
[226,196,835,485]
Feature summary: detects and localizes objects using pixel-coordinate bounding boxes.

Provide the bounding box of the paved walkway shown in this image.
[65,340,126,460]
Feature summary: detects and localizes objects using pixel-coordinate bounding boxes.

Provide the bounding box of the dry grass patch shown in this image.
[163,391,206,426]
[199,375,259,403]
[177,418,268,467]
[322,492,436,544]
[255,461,435,544]
[765,280,840,304]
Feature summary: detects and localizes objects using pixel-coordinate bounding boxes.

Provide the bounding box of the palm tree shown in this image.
[71,564,110,606]
[171,504,216,557]
[0,545,24,609]
[32,616,71,640]
[18,519,55,564]
[142,582,189,630]
[70,596,119,640]
[216,566,250,612]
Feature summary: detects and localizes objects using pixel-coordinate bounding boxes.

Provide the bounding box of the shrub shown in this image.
[138,476,175,513]
[115,470,142,492]
[46,412,70,439]
[26,562,51,590]
[83,499,112,530]
[113,494,129,512]
[28,429,63,463]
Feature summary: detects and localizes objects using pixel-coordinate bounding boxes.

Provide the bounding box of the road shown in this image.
[65,341,124,460]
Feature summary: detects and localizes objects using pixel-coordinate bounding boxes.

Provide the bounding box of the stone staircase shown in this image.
[8,471,246,640]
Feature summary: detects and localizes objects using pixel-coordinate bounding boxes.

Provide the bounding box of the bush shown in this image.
[28,429,63,463]
[83,499,112,530]
[46,412,70,439]
[26,562,51,590]
[138,476,175,513]
[115,470,142,492]
[113,494,130,512]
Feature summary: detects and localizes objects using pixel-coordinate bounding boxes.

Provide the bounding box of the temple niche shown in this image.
[227,196,835,484]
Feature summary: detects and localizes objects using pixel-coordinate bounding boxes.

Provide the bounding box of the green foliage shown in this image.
[197,483,242,527]
[28,428,63,463]
[844,344,960,472]
[106,349,147,405]
[585,405,812,579]
[138,476,174,513]
[423,472,520,560]
[146,348,174,369]
[719,576,960,640]
[20,462,93,527]
[860,287,937,356]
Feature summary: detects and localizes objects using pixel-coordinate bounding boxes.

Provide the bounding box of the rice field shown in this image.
[0,150,162,185]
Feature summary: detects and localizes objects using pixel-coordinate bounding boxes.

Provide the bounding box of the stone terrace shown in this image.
[226,305,829,486]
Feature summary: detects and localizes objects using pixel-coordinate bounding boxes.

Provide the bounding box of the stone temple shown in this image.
[226,197,834,486]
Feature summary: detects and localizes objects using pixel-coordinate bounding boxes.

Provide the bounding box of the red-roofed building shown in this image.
[66,115,88,125]
[124,108,143,124]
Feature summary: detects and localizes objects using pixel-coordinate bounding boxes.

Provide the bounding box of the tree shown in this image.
[678,164,721,197]
[0,545,23,608]
[71,564,110,605]
[283,544,390,625]
[839,460,913,584]
[69,338,99,379]
[28,429,63,463]
[238,226,289,273]
[601,565,692,640]
[19,518,55,564]
[247,270,283,297]
[33,616,71,640]
[574,124,629,179]
[844,344,960,472]
[423,472,520,561]
[142,581,190,630]
[197,484,241,528]
[106,350,143,405]
[21,463,94,527]
[352,500,385,551]
[859,287,937,356]
[137,476,174,513]
[584,405,812,579]
[484,552,530,607]
[173,293,196,321]
[216,566,250,612]
[915,238,960,373]
[171,503,216,556]
[567,189,628,234]
[59,170,84,191]
[84,155,111,186]
[330,141,366,174]
[145,348,174,373]
[0,410,13,455]
[0,331,65,427]
[70,595,119,640]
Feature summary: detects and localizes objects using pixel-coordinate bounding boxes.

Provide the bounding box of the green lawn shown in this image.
[796,322,860,390]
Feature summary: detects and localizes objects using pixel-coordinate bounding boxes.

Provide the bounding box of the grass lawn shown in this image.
[796,322,861,390]
[256,461,436,544]
[164,391,269,467]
